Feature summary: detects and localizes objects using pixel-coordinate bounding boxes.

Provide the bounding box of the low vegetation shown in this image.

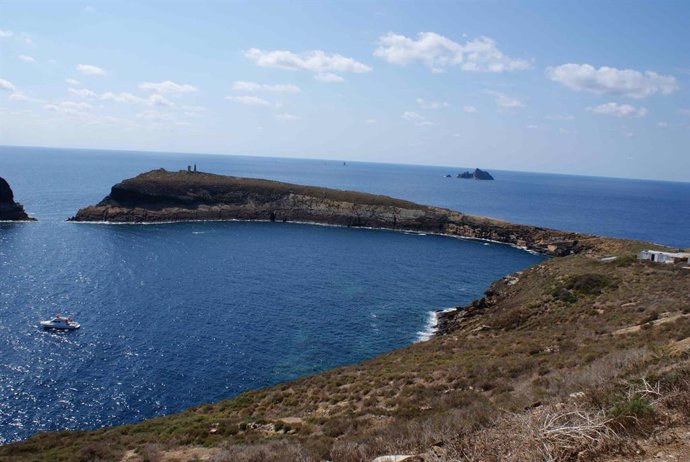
[2,238,689,461]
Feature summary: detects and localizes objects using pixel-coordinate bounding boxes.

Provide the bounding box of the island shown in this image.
[4,170,689,461]
[457,168,494,180]
[70,168,588,256]
[0,177,34,221]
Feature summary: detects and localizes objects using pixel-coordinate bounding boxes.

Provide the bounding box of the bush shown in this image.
[565,273,616,296]
[551,286,578,303]
[610,396,656,430]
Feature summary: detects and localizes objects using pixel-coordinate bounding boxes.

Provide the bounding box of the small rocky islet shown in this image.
[0,177,34,221]
[445,168,495,180]
[457,168,494,180]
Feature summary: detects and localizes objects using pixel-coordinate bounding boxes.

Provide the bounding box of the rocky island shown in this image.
[70,168,589,256]
[458,168,494,180]
[0,177,34,221]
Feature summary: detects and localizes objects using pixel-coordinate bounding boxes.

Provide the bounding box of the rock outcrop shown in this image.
[0,177,33,221]
[70,168,594,256]
[458,168,494,180]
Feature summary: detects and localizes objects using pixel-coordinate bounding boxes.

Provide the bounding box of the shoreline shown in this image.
[70,217,544,255]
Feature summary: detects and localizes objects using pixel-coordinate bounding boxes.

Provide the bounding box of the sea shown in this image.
[1,146,688,444]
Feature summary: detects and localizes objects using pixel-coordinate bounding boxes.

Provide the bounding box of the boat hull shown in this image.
[39,321,80,330]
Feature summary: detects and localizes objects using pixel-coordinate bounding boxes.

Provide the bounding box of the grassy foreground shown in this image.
[2,236,689,461]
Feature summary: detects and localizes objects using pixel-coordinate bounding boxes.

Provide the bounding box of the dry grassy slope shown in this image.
[2,239,689,461]
[82,169,432,211]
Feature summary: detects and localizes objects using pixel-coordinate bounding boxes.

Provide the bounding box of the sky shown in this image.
[1,0,689,181]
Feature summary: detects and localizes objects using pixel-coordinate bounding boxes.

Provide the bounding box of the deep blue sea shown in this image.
[1,146,688,444]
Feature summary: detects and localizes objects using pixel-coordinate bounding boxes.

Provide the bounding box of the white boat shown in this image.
[40,315,80,330]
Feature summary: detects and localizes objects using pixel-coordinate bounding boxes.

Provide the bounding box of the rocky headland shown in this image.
[0,177,34,221]
[70,168,592,256]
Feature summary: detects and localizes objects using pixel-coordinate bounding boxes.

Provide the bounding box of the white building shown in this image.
[639,250,690,264]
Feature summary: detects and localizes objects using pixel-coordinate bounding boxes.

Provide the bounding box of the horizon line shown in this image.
[2,143,688,185]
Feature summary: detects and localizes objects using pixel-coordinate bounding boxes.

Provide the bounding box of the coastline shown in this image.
[4,221,689,461]
[70,217,544,254]
[5,169,689,460]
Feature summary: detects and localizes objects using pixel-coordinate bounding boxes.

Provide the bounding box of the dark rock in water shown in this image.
[458,168,494,180]
[0,177,34,221]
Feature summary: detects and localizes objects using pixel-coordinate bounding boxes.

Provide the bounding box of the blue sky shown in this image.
[1,0,689,181]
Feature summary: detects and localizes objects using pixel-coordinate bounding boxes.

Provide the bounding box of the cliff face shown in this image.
[71,168,593,256]
[0,177,33,221]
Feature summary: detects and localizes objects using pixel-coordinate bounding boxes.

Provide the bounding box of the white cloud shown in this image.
[232,81,300,93]
[18,55,35,63]
[101,92,174,107]
[139,80,198,94]
[65,78,80,85]
[84,5,96,13]
[401,111,433,126]
[226,95,270,106]
[587,102,647,118]
[101,92,140,104]
[486,91,524,109]
[314,72,345,83]
[69,88,98,98]
[276,113,302,121]
[365,119,377,124]
[148,94,174,107]
[374,32,529,73]
[0,78,16,91]
[416,98,449,109]
[77,64,107,76]
[0,29,13,38]
[9,91,43,103]
[463,105,477,113]
[245,48,371,83]
[546,64,677,99]
[679,109,690,116]
[657,122,668,128]
[44,101,91,116]
[401,111,424,120]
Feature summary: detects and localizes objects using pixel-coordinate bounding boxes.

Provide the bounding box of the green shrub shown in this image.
[610,395,656,429]
[565,273,616,296]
